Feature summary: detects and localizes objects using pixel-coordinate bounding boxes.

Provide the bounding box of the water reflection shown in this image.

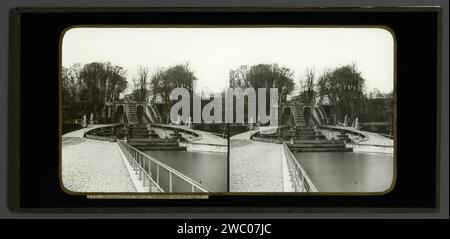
[294,152,394,192]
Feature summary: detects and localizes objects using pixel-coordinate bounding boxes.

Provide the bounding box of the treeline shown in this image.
[62,62,127,123]
[315,64,365,123]
[62,62,196,123]
[149,63,196,119]
[62,61,392,125]
[229,63,295,103]
[314,64,392,123]
[230,63,392,124]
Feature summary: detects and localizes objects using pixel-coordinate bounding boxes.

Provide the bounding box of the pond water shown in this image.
[294,152,394,192]
[143,150,227,192]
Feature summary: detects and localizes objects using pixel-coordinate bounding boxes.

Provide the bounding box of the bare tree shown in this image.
[298,67,316,104]
[132,66,150,102]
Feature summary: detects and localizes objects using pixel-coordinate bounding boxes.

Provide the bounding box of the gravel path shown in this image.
[230,136,284,192]
[62,138,137,193]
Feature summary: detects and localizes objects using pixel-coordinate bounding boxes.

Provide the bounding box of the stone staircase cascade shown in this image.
[317,106,329,124]
[312,107,324,125]
[291,106,306,127]
[125,102,139,125]
[146,102,161,123]
[145,105,156,123]
[152,105,162,123]
[311,112,320,126]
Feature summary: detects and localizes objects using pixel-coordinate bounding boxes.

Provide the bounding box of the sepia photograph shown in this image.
[61,27,395,194]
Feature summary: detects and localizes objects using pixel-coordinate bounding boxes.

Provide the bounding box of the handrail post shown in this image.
[156,165,160,185]
[138,164,142,180]
[143,156,146,174]
[131,150,135,169]
[148,158,152,178]
[169,172,173,192]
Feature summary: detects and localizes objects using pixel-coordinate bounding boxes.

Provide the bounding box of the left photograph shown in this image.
[60,28,228,193]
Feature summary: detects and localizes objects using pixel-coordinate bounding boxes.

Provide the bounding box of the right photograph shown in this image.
[229,27,395,193]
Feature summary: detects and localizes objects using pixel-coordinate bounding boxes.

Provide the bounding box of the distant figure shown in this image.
[344,115,348,126]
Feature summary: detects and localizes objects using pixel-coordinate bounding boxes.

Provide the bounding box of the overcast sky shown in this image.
[62,27,394,94]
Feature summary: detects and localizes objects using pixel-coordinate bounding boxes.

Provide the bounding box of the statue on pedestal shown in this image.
[89,113,94,125]
[175,113,182,125]
[355,117,360,130]
[82,114,87,128]
[187,116,192,128]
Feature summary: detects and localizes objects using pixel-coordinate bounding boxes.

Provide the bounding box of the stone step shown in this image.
[289,147,352,152]
[133,145,187,151]
[294,131,317,135]
[289,143,345,148]
[294,136,327,140]
[128,141,180,147]
[296,128,315,131]
[291,139,345,144]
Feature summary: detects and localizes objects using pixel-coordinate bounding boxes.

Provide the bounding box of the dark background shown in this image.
[9,8,440,211]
